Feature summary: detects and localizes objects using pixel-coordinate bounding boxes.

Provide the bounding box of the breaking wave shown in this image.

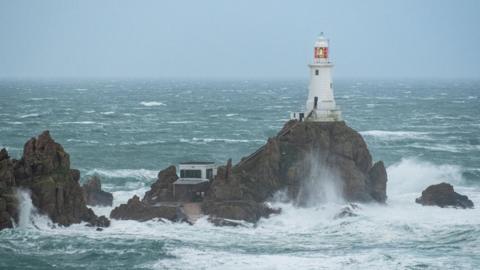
[84,168,158,181]
[140,101,165,107]
[360,130,431,141]
[386,157,463,197]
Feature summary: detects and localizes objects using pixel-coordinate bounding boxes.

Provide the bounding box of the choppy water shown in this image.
[0,79,479,269]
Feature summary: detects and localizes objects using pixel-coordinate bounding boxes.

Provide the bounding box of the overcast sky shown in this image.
[1,0,479,79]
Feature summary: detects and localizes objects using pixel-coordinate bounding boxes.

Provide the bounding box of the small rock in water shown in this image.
[415,182,474,209]
[82,175,113,207]
[334,204,359,219]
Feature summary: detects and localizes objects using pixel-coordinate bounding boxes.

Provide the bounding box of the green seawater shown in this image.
[0,79,479,269]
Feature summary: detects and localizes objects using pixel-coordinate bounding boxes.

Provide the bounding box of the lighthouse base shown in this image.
[290,108,342,122]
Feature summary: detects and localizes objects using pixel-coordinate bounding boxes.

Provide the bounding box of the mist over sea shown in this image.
[0,79,479,269]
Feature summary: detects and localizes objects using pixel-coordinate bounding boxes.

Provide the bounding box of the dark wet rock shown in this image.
[203,121,388,223]
[82,175,113,206]
[0,131,110,230]
[142,166,178,204]
[0,148,18,230]
[416,183,474,209]
[110,195,180,222]
[208,216,249,227]
[202,200,280,223]
[109,166,184,222]
[334,204,360,219]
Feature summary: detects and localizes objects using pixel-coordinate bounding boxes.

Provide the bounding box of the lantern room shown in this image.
[313,32,329,64]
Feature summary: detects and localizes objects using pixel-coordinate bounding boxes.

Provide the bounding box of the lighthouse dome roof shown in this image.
[315,32,329,47]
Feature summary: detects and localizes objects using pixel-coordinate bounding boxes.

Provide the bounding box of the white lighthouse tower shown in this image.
[291,33,342,122]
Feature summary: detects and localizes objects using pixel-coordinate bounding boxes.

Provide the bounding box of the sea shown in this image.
[0,78,479,269]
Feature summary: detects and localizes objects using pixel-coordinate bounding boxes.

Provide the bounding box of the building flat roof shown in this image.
[179,161,215,165]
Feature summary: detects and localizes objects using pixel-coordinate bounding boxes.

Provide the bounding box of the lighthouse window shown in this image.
[330,83,332,89]
[315,70,319,76]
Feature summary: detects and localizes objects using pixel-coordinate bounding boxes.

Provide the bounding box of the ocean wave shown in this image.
[100,111,115,115]
[62,121,97,125]
[85,168,158,180]
[19,113,40,118]
[114,140,166,146]
[7,121,23,125]
[387,157,463,196]
[67,139,99,144]
[180,137,264,144]
[140,101,165,107]
[360,130,430,141]
[167,121,194,124]
[28,97,57,101]
[408,143,480,153]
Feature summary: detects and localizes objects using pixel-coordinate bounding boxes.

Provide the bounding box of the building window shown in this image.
[206,169,213,180]
[330,83,333,89]
[315,70,319,76]
[180,169,202,178]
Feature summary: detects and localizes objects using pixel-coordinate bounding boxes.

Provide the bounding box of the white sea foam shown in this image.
[19,113,40,118]
[386,157,462,197]
[140,101,165,107]
[67,139,99,144]
[85,168,158,180]
[360,130,430,141]
[28,97,57,101]
[180,137,264,144]
[62,121,97,125]
[100,111,115,115]
[167,121,194,124]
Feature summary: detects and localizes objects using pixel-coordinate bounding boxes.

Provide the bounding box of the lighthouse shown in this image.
[291,33,342,122]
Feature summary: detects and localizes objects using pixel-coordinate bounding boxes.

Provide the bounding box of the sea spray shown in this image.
[296,152,344,206]
[14,188,53,230]
[387,157,463,196]
[15,188,35,229]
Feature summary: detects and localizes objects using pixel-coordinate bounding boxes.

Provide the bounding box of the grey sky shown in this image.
[1,0,479,79]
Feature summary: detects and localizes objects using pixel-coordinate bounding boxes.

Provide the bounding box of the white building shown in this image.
[173,162,217,201]
[177,162,217,182]
[291,33,342,122]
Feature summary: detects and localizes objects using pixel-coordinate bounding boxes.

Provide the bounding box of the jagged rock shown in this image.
[203,120,388,223]
[142,166,178,204]
[0,131,110,230]
[416,183,474,209]
[82,175,113,206]
[110,195,180,222]
[202,200,280,223]
[0,148,18,230]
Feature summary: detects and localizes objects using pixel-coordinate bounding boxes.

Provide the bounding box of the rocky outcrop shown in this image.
[0,149,18,230]
[110,195,180,222]
[110,166,182,221]
[203,120,387,222]
[142,166,178,204]
[416,183,474,209]
[82,175,113,206]
[0,131,110,230]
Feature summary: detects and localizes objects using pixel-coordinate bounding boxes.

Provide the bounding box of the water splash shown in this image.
[296,153,345,206]
[15,188,36,229]
[14,188,52,230]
